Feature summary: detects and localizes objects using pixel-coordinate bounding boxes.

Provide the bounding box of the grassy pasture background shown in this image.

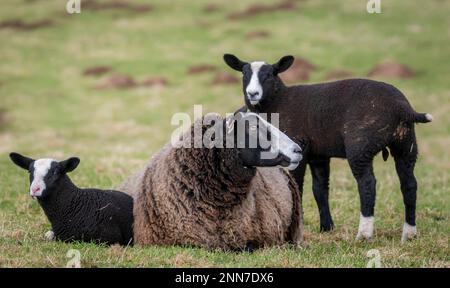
[0,0,448,267]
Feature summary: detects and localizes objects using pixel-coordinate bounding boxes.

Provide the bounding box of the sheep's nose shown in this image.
[292,145,302,154]
[291,144,303,162]
[32,186,40,193]
[248,91,260,98]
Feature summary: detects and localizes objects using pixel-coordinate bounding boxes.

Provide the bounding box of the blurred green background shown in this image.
[0,0,448,267]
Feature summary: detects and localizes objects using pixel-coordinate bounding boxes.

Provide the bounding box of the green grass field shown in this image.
[0,0,448,267]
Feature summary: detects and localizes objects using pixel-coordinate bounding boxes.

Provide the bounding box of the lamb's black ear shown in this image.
[272,55,295,74]
[9,152,34,170]
[223,54,247,72]
[60,157,80,173]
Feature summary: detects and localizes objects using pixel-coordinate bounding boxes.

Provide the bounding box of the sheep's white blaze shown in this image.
[253,113,302,170]
[246,61,265,105]
[425,113,433,122]
[401,222,417,243]
[30,158,55,197]
[356,214,374,240]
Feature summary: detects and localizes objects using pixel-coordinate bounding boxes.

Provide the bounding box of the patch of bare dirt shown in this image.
[187,64,217,75]
[279,57,316,84]
[228,0,296,20]
[83,66,113,77]
[324,69,354,81]
[245,30,270,39]
[367,61,416,79]
[95,73,137,89]
[203,4,220,13]
[140,76,168,87]
[94,73,169,89]
[211,72,240,85]
[0,19,52,31]
[83,0,152,13]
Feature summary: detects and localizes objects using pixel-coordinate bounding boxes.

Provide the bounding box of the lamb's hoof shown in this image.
[355,231,374,242]
[320,223,335,232]
[44,230,55,241]
[356,214,374,241]
[243,240,259,253]
[401,223,417,244]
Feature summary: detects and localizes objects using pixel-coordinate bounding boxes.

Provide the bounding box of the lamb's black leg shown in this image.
[290,159,307,199]
[390,137,418,242]
[348,156,377,241]
[309,158,334,232]
[290,137,309,199]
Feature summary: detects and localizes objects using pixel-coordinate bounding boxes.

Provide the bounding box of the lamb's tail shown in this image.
[398,101,432,124]
[413,112,433,123]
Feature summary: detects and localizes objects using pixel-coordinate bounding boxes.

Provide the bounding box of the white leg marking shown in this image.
[356,213,374,240]
[401,222,417,243]
[44,230,55,241]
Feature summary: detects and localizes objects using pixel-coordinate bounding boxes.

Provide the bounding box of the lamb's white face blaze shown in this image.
[246,62,265,105]
[252,114,302,170]
[30,158,55,198]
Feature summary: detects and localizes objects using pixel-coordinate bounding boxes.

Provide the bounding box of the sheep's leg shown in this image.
[310,158,334,232]
[290,157,307,195]
[390,137,418,243]
[348,156,377,241]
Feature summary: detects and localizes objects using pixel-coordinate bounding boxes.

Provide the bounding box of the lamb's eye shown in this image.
[250,125,257,131]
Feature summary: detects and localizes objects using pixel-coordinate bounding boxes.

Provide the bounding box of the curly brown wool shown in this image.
[120,114,302,250]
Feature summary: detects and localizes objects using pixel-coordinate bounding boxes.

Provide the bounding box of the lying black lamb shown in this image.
[9,152,134,246]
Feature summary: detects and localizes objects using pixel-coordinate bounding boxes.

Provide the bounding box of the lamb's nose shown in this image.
[32,186,40,193]
[248,91,260,98]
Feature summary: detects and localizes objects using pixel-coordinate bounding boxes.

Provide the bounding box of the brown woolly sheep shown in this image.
[120,112,303,251]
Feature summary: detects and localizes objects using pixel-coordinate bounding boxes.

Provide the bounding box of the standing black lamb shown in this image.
[223,54,433,242]
[9,152,134,246]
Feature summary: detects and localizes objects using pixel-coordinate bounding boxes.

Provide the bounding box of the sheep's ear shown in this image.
[225,112,245,134]
[233,106,248,115]
[223,54,247,72]
[60,157,80,173]
[225,116,236,134]
[272,55,294,74]
[9,152,34,170]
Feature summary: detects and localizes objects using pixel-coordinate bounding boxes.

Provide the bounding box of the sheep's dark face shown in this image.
[226,112,302,170]
[9,153,80,199]
[223,54,294,106]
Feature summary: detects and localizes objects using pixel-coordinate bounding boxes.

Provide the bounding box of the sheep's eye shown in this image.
[250,125,257,131]
[261,73,271,82]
